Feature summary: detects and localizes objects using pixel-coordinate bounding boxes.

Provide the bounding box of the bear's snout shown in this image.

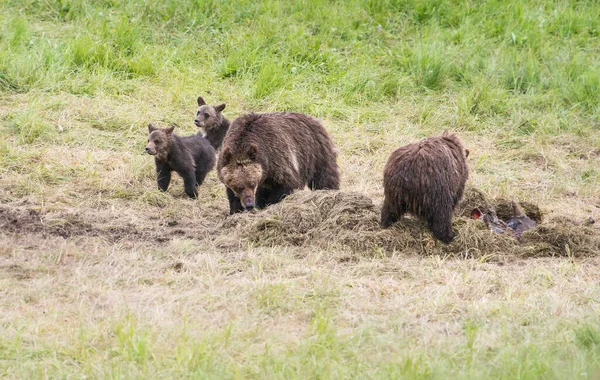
[145,146,155,155]
[242,196,255,211]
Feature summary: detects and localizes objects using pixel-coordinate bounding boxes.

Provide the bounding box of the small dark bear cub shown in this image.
[194,96,230,150]
[145,123,216,199]
[217,112,340,214]
[381,131,469,244]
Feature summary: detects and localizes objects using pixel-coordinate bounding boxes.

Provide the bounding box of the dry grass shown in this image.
[1,89,600,378]
[2,227,600,377]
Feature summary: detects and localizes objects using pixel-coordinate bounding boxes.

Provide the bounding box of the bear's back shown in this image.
[384,135,467,194]
[220,112,338,187]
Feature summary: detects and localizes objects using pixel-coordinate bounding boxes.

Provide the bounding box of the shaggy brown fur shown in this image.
[217,112,340,214]
[194,96,230,150]
[381,132,469,243]
[145,123,216,198]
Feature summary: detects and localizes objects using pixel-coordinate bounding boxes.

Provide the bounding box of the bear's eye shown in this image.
[203,113,210,119]
[235,187,244,193]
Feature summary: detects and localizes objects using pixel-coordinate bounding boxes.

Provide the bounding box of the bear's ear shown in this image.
[221,147,232,164]
[214,103,226,113]
[197,96,206,106]
[165,126,175,135]
[148,123,157,133]
[247,144,258,160]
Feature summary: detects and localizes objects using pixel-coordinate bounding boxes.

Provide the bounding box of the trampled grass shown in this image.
[1,0,600,378]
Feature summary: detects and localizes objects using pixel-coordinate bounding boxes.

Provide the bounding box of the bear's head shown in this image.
[218,144,263,210]
[442,130,470,159]
[146,123,174,161]
[194,96,226,136]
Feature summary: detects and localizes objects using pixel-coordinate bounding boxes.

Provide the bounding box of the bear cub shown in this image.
[381,131,469,244]
[194,96,230,150]
[217,112,340,214]
[145,123,216,198]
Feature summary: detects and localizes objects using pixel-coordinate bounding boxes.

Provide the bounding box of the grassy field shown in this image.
[1,0,600,378]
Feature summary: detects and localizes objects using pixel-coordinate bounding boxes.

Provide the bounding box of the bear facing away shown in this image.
[145,123,216,199]
[381,132,469,244]
[217,112,340,214]
[194,96,230,150]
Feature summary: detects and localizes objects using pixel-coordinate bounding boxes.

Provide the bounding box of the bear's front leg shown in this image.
[257,182,292,208]
[226,187,244,214]
[156,162,172,192]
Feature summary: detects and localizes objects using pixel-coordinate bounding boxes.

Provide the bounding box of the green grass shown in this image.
[1,0,600,378]
[1,0,598,119]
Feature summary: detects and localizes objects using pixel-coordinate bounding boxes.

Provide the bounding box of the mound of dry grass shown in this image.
[519,217,600,257]
[218,189,599,259]
[220,190,395,254]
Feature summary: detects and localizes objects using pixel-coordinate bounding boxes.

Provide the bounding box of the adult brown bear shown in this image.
[217,112,340,214]
[381,132,469,243]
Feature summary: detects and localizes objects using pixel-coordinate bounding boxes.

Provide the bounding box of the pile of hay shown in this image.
[219,188,600,258]
[519,218,600,257]
[220,190,401,253]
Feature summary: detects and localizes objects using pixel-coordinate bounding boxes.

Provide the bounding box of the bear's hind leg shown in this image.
[310,158,340,190]
[180,170,198,199]
[194,152,215,187]
[428,210,454,244]
[381,196,403,228]
[195,168,209,187]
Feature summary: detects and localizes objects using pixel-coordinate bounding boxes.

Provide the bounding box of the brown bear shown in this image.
[145,123,216,199]
[217,112,340,214]
[194,96,229,150]
[381,131,469,243]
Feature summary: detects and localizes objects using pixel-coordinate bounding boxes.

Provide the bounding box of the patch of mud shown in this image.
[219,189,599,258]
[0,204,227,246]
[0,206,141,240]
[0,264,35,280]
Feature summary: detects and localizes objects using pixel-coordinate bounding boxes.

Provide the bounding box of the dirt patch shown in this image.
[0,206,141,240]
[0,204,227,246]
[0,264,35,280]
